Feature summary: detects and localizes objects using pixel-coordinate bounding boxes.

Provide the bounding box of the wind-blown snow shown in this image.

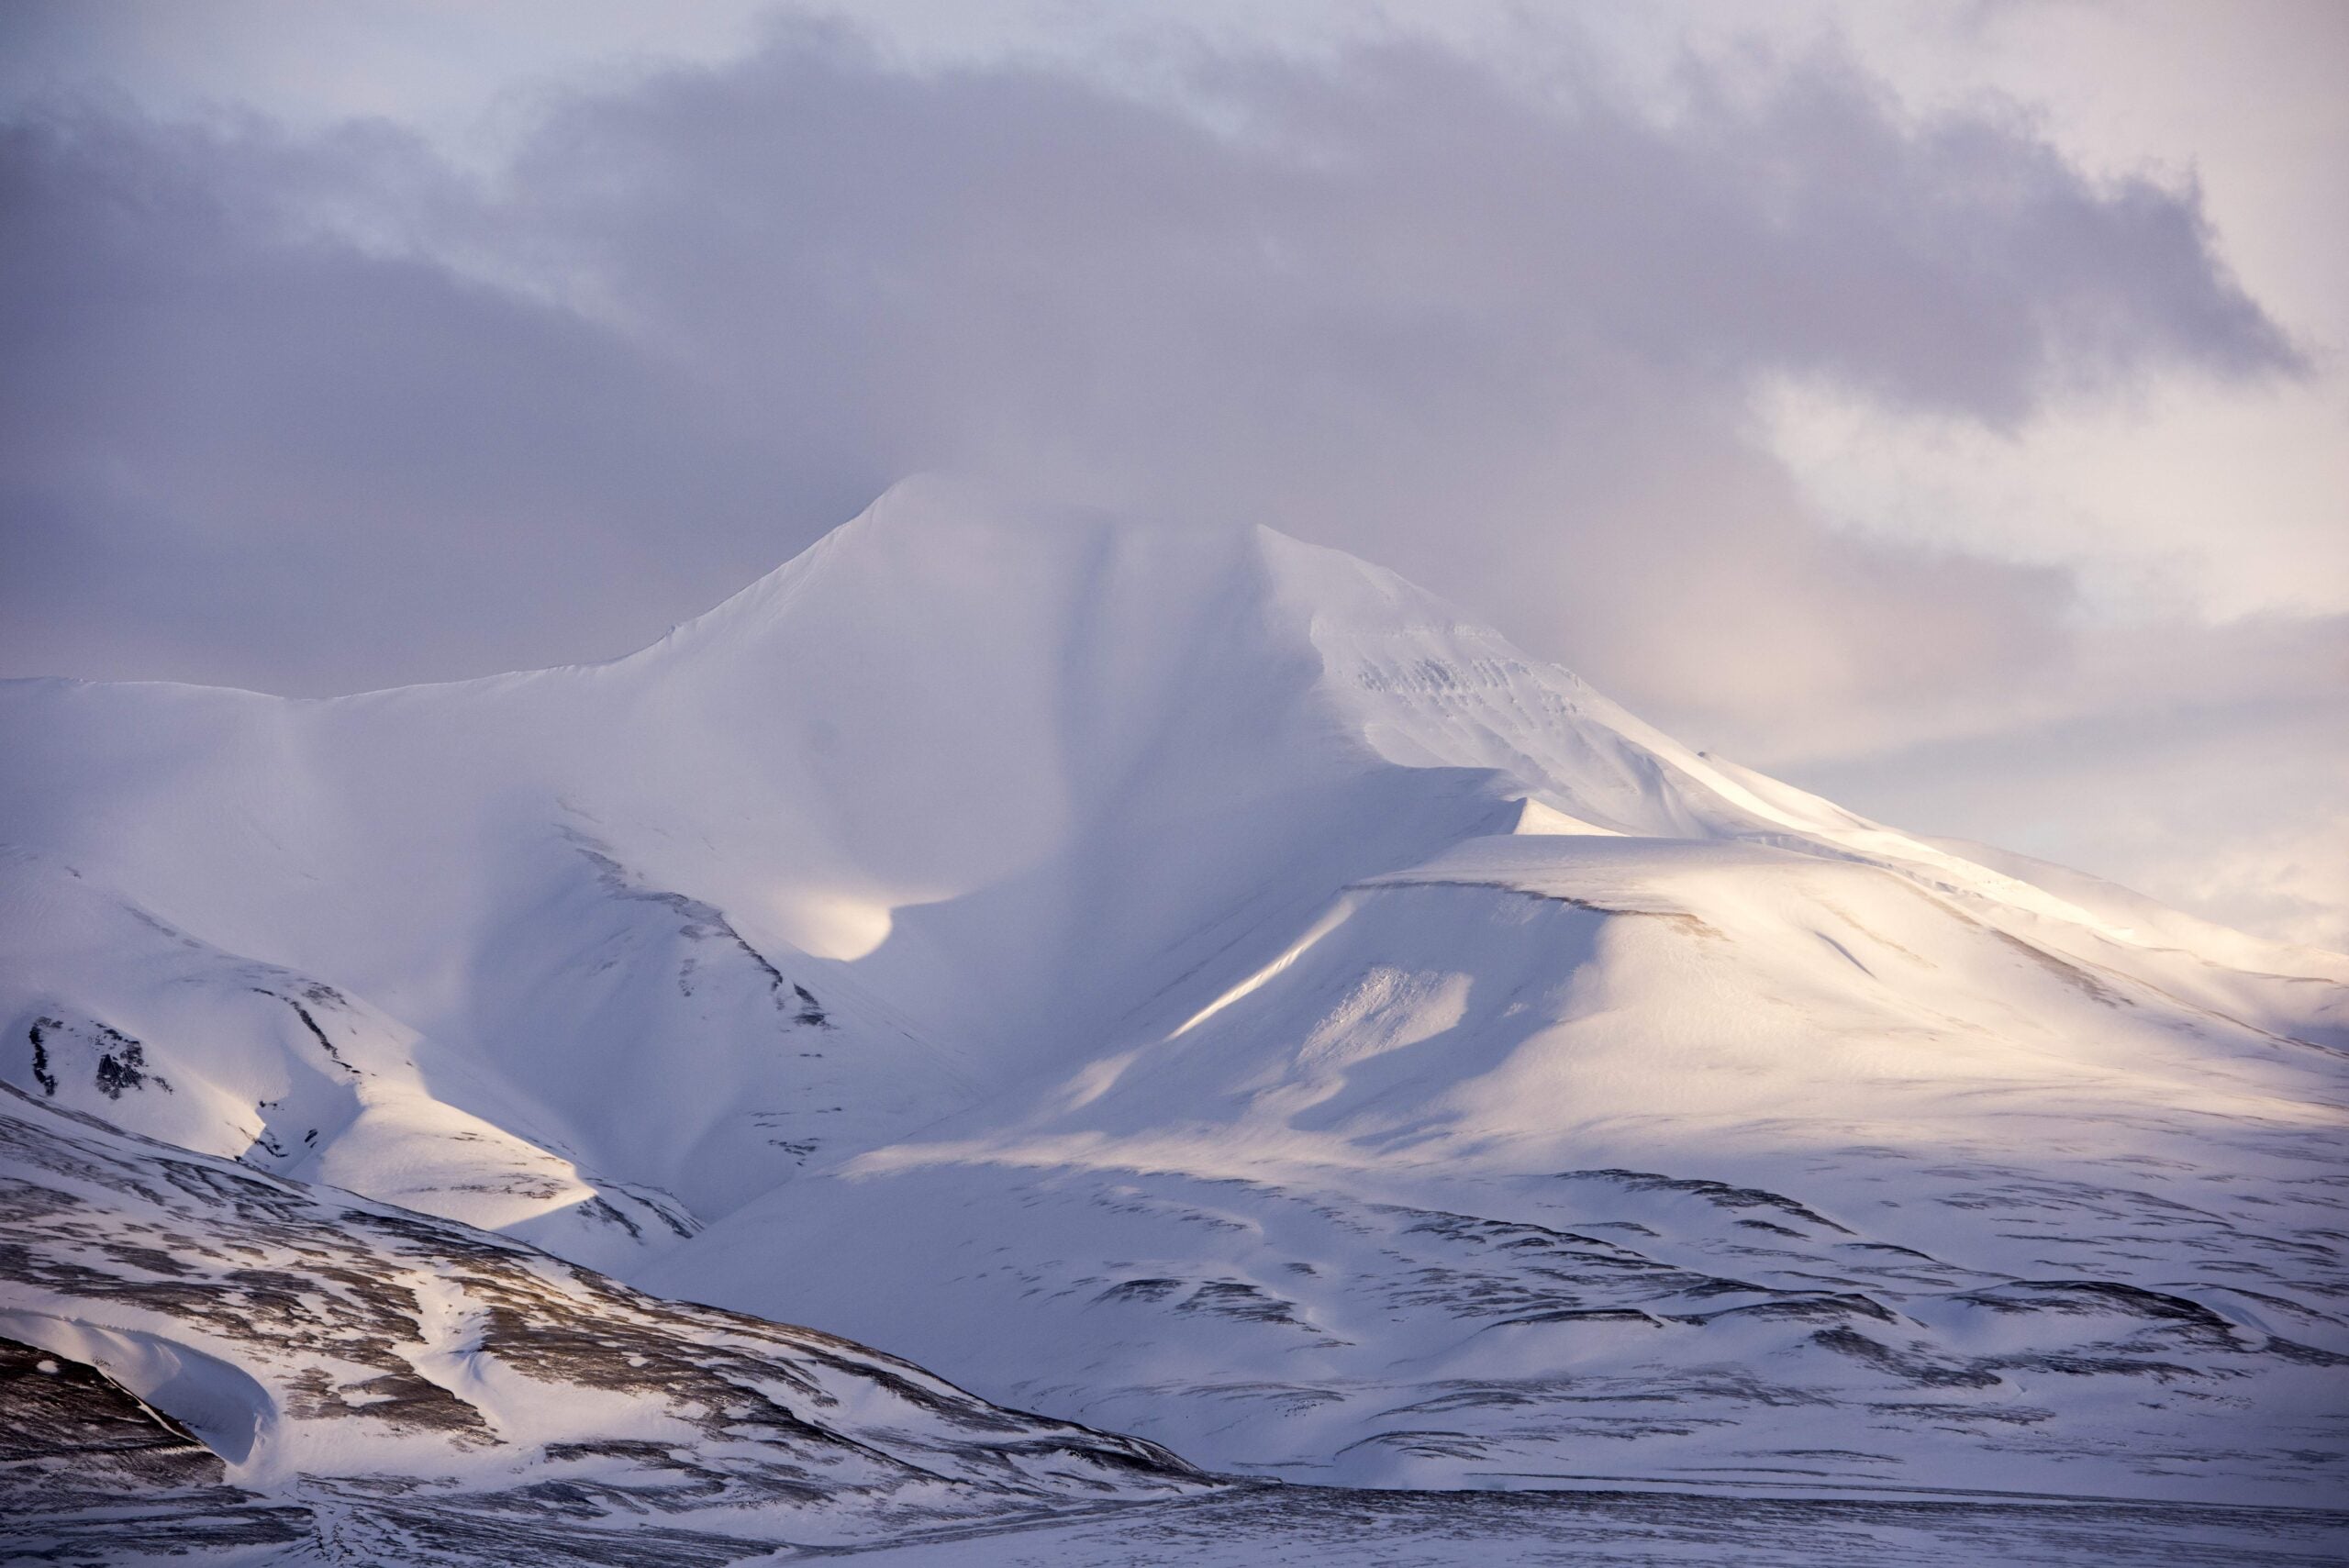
[3,476,2344,1538]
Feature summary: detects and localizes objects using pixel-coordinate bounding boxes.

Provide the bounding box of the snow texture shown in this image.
[0,1085,1207,1562]
[2,475,2345,1559]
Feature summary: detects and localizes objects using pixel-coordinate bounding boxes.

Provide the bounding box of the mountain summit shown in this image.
[3,478,2345,1516]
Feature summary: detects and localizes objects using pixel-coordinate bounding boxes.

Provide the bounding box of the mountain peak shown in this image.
[4,477,2345,1521]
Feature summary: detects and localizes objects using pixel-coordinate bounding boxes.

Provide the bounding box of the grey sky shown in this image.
[1,2,2343,948]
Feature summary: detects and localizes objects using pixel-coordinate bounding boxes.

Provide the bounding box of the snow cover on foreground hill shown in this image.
[0,1085,1206,1562]
[3,476,2346,1532]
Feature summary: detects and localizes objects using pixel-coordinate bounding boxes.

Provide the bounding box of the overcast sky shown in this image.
[2,1,2343,950]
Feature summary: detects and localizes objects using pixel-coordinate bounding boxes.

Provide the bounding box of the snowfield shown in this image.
[3,476,2344,1560]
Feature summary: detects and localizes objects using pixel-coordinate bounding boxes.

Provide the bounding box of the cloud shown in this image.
[1787,611,2349,951]
[0,103,869,692]
[0,20,2329,939]
[1,30,2288,694]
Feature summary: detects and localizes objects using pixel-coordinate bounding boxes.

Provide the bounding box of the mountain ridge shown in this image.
[3,476,2343,1518]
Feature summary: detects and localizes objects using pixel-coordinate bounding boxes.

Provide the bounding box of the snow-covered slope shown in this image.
[4,476,2344,1513]
[0,1085,1207,1563]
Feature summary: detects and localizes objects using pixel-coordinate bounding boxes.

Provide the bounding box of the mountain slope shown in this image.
[653,831,2346,1499]
[0,1085,1208,1564]
[3,475,2343,1509]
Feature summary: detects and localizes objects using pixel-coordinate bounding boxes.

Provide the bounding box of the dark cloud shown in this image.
[0,22,2298,749]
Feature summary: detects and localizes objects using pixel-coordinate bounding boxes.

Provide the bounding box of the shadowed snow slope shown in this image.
[4,476,2346,1517]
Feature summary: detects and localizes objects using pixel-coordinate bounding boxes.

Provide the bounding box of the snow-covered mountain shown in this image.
[4,476,2345,1526]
